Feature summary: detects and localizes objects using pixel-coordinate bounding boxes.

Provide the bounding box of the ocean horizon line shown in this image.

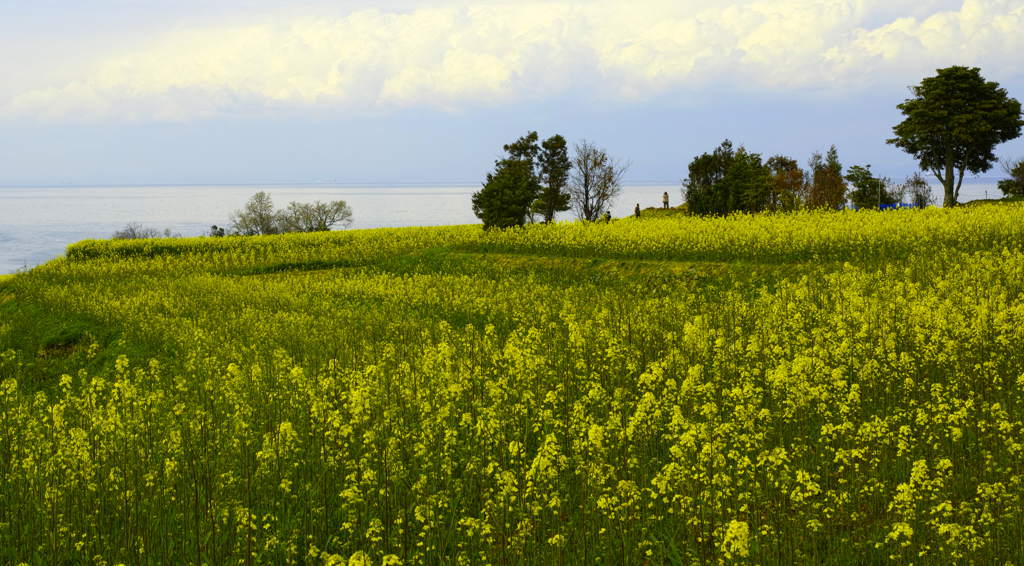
[0,179,688,190]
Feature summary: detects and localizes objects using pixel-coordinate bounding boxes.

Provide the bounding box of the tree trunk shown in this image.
[943,147,956,208]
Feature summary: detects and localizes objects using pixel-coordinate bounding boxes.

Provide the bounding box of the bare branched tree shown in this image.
[900,172,938,207]
[228,192,355,235]
[112,222,163,240]
[568,140,631,222]
[229,191,282,236]
[281,200,354,232]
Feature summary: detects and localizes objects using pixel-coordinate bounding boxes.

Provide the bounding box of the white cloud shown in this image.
[5,0,1024,121]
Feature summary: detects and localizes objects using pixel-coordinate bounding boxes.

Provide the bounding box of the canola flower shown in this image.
[0,205,1022,564]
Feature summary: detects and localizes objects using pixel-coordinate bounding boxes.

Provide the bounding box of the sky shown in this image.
[1,0,1023,187]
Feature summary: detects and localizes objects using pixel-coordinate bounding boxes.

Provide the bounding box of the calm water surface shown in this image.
[0,183,673,274]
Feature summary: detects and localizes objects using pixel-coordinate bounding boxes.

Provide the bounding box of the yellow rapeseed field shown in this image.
[1,205,1023,564]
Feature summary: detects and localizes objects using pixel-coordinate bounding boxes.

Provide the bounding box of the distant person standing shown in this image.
[635,203,641,218]
[603,211,611,223]
[663,191,669,209]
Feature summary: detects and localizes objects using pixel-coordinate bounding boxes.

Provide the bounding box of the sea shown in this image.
[0,182,678,274]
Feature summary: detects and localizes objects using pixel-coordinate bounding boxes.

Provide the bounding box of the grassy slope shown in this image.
[2,206,1024,564]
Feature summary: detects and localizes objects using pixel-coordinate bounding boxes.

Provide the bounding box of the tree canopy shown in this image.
[805,146,848,210]
[682,140,792,216]
[887,66,1023,207]
[533,134,572,223]
[472,158,540,229]
[472,132,543,229]
[845,165,898,209]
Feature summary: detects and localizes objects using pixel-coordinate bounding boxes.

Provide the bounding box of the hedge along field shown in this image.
[0,205,1023,565]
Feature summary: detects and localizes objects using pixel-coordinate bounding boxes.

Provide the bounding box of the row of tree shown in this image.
[471,132,630,229]
[677,66,1024,216]
[111,192,354,240]
[223,192,353,236]
[682,141,937,216]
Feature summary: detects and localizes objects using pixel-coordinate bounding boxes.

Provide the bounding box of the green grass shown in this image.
[962,195,1024,206]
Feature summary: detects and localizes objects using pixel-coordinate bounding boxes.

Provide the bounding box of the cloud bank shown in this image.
[7,0,1024,121]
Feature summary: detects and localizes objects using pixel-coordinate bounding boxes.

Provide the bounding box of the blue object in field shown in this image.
[879,203,917,211]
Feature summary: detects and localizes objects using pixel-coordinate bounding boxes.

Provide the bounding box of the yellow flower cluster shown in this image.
[1,204,1023,564]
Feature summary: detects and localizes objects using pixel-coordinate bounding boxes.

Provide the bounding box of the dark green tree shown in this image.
[472,138,541,229]
[533,135,572,223]
[845,165,898,209]
[719,146,773,213]
[503,131,541,166]
[887,66,1023,207]
[682,140,774,216]
[682,140,735,216]
[806,146,848,209]
[998,156,1024,197]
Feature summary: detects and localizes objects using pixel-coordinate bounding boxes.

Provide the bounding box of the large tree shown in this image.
[716,146,773,214]
[229,191,281,235]
[682,140,775,216]
[806,146,848,210]
[472,132,543,229]
[533,135,572,223]
[568,140,630,222]
[472,159,540,229]
[281,200,353,232]
[887,66,1023,207]
[682,140,735,216]
[765,155,807,212]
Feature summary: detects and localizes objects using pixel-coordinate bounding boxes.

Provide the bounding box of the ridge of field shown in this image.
[1,205,1023,565]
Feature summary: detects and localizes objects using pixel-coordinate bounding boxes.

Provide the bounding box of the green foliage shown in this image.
[806,146,848,209]
[765,155,807,212]
[472,157,541,229]
[845,165,898,209]
[888,66,1024,207]
[473,132,546,229]
[998,156,1024,198]
[683,140,774,216]
[682,139,734,216]
[503,130,541,165]
[533,134,573,223]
